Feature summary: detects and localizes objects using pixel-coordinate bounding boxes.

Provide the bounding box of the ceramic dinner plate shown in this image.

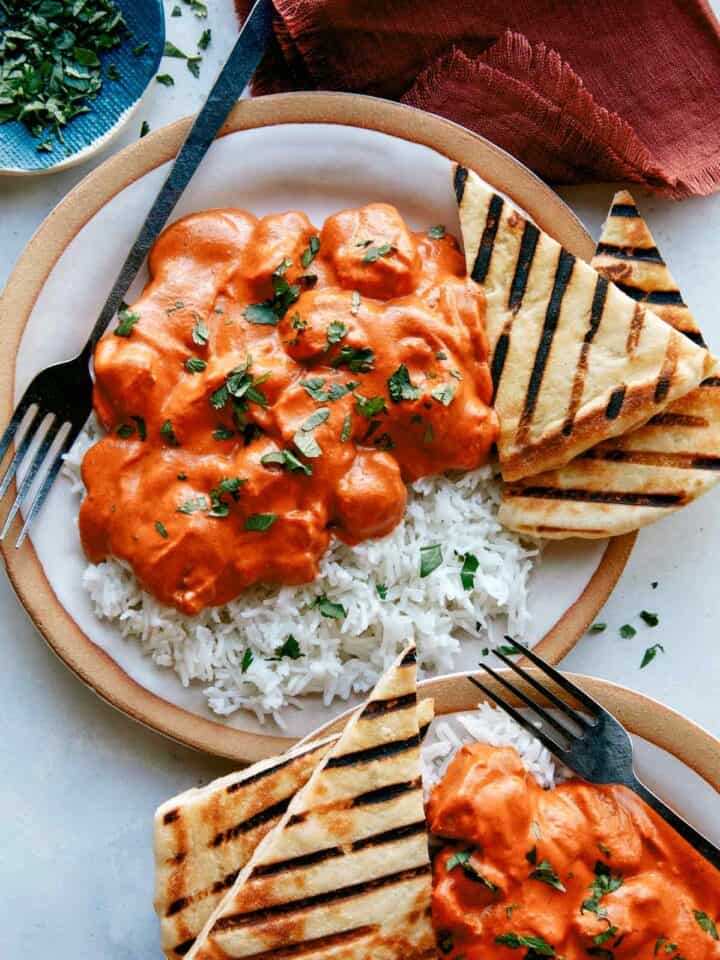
[305,672,720,841]
[0,93,634,762]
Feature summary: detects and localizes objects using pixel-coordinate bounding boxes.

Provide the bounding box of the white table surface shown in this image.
[1,1,719,955]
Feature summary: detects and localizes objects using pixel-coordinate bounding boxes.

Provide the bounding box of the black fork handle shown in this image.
[84,0,274,353]
[630,774,720,870]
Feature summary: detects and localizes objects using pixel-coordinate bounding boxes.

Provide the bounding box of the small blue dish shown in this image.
[0,0,165,175]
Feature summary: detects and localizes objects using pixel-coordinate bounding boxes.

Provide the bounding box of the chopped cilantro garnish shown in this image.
[160,420,179,446]
[494,933,554,956]
[529,859,566,892]
[0,0,127,150]
[164,40,188,58]
[212,425,234,440]
[341,412,352,442]
[592,926,618,946]
[589,622,607,633]
[640,643,665,668]
[192,316,209,345]
[362,242,395,264]
[326,320,347,346]
[436,350,448,360]
[116,423,136,438]
[354,394,386,417]
[184,356,207,373]
[330,346,375,373]
[244,303,278,325]
[218,477,245,496]
[428,225,446,238]
[301,378,359,403]
[640,610,659,627]
[460,552,479,590]
[177,496,208,515]
[581,861,623,917]
[140,120,150,138]
[244,513,277,531]
[445,849,499,892]
[388,364,422,402]
[301,235,320,268]
[114,309,139,337]
[376,583,387,600]
[198,28,211,50]
[210,384,229,409]
[269,634,304,661]
[133,41,149,56]
[420,543,442,578]
[155,520,168,538]
[431,382,456,406]
[293,407,329,459]
[694,911,718,939]
[241,648,253,673]
[156,73,174,86]
[261,449,312,476]
[315,595,346,620]
[171,4,182,14]
[619,624,636,639]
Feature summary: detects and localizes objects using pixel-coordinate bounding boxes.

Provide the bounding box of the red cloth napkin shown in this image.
[236,0,720,198]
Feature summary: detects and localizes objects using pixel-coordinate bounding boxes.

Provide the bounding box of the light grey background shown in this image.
[1,1,718,955]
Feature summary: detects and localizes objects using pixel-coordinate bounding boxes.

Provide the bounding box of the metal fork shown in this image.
[470,639,720,870]
[0,0,274,548]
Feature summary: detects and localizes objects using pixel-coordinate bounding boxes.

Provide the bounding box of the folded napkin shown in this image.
[236,0,720,198]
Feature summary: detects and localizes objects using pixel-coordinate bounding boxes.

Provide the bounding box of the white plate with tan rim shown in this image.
[0,93,635,764]
[303,672,720,838]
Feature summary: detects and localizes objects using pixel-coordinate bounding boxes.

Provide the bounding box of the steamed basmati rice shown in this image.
[422,701,562,794]
[63,418,539,725]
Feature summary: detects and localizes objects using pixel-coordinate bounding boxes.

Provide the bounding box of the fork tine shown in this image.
[0,396,33,464]
[0,416,59,540]
[479,662,576,741]
[16,424,77,547]
[467,674,570,760]
[493,648,593,729]
[0,406,41,502]
[508,638,602,716]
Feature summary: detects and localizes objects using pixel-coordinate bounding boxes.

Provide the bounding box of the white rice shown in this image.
[422,701,562,794]
[62,418,539,725]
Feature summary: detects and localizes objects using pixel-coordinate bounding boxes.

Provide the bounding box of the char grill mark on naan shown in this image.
[494,189,720,537]
[186,644,435,960]
[454,169,714,484]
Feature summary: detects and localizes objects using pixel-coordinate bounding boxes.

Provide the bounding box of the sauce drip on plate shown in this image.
[80,204,497,613]
[429,744,720,959]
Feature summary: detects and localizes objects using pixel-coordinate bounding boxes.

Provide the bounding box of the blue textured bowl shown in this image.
[0,0,165,175]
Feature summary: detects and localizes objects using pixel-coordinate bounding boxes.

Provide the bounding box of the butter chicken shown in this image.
[79,204,497,613]
[429,744,720,959]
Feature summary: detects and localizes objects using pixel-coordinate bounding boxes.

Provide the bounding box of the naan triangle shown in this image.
[495,190,720,537]
[154,699,435,959]
[455,168,715,482]
[187,645,435,960]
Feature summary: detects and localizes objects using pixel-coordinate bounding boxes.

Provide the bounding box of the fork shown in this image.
[0,0,274,548]
[470,639,720,870]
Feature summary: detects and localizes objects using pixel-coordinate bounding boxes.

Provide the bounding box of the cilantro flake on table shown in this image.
[640,643,665,669]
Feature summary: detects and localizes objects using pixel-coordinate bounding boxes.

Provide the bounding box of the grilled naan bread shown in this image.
[155,699,434,959]
[455,167,714,481]
[187,645,435,960]
[499,191,720,538]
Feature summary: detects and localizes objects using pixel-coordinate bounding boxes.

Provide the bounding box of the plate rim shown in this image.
[301,670,720,797]
[0,91,635,763]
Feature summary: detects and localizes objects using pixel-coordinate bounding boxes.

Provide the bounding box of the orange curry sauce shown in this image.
[429,744,720,960]
[79,204,497,613]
